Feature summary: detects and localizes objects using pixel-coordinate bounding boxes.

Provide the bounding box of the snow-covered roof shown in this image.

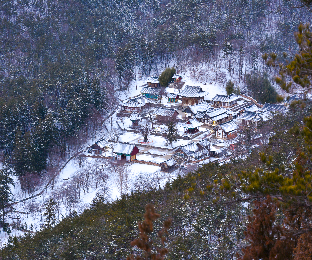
[141,87,161,95]
[130,113,142,120]
[195,111,206,119]
[123,97,145,108]
[183,107,193,114]
[147,77,160,84]
[230,101,253,114]
[185,119,202,128]
[178,142,209,158]
[167,93,179,98]
[261,103,287,114]
[219,120,238,133]
[212,94,240,102]
[189,102,212,114]
[245,104,259,112]
[210,145,222,153]
[179,85,206,98]
[172,74,182,80]
[114,143,137,155]
[206,108,227,118]
[154,107,177,117]
[237,111,262,123]
[166,158,176,166]
[211,112,230,122]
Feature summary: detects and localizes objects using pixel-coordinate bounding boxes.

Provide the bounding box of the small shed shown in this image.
[147,77,160,88]
[182,107,194,119]
[210,145,223,157]
[89,143,105,155]
[114,143,139,162]
[185,119,201,134]
[130,113,142,127]
[160,158,177,172]
[167,93,179,103]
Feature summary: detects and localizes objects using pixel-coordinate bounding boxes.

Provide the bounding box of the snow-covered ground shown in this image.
[1,52,286,246]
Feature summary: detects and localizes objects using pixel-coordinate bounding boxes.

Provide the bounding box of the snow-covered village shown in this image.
[1,67,309,247]
[1,0,312,258]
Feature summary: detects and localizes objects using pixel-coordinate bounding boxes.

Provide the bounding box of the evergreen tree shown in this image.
[158,68,176,87]
[226,80,235,95]
[165,121,178,146]
[0,166,14,229]
[245,73,278,103]
[43,198,57,230]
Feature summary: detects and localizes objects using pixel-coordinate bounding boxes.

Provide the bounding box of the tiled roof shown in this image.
[261,103,287,113]
[164,158,176,166]
[141,87,161,95]
[167,93,179,98]
[211,112,229,122]
[238,111,257,121]
[219,120,238,133]
[130,113,142,120]
[185,119,202,128]
[179,142,209,158]
[147,77,160,84]
[212,94,240,102]
[123,97,145,108]
[114,143,136,155]
[206,108,227,118]
[179,85,205,98]
[154,107,177,117]
[183,107,193,114]
[189,102,212,114]
[230,101,252,112]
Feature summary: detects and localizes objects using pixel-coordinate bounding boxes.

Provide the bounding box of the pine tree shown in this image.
[0,166,14,229]
[165,121,178,146]
[226,80,234,95]
[158,68,176,87]
[43,198,57,230]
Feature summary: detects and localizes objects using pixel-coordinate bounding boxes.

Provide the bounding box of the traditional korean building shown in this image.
[204,108,232,125]
[147,77,160,88]
[179,86,206,106]
[182,107,194,119]
[88,143,105,155]
[167,93,179,103]
[214,120,238,139]
[153,107,179,123]
[113,143,139,162]
[172,75,182,82]
[237,111,261,128]
[229,101,253,119]
[211,94,240,108]
[130,113,142,128]
[185,119,202,134]
[141,86,161,100]
[160,158,177,172]
[259,103,287,121]
[122,97,146,112]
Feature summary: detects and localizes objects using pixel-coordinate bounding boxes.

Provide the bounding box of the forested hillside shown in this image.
[1,100,311,259]
[0,0,310,176]
[1,0,312,258]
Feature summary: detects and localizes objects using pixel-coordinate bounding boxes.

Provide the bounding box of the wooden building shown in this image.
[114,143,139,162]
[214,120,238,139]
[179,86,205,106]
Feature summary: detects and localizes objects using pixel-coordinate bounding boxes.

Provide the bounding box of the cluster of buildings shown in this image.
[88,75,290,170]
